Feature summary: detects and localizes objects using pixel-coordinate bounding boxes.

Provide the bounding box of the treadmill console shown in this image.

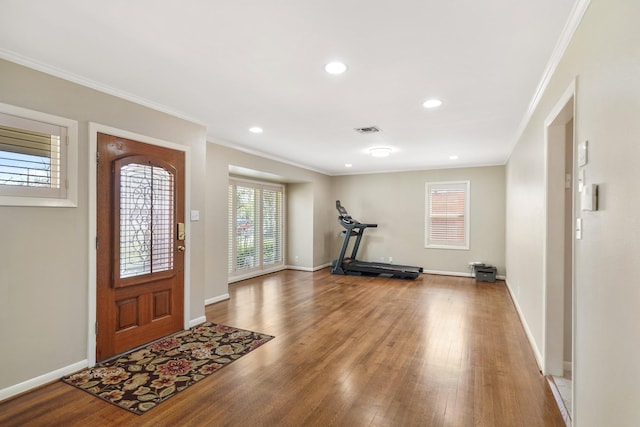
[336,200,353,222]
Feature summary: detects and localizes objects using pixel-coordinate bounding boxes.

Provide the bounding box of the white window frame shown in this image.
[0,102,78,207]
[425,180,470,250]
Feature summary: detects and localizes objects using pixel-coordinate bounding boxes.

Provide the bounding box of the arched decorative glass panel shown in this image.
[119,162,174,279]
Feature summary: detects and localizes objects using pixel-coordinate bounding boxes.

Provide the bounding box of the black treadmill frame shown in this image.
[331,200,423,280]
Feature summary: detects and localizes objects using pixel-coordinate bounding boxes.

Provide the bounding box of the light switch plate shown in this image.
[576,218,582,240]
[578,169,585,192]
[190,210,200,221]
[581,184,598,211]
[578,140,588,166]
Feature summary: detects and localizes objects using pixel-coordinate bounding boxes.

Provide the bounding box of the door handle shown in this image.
[177,245,185,252]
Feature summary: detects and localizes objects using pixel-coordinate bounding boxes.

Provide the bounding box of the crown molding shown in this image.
[510,0,591,155]
[0,49,206,127]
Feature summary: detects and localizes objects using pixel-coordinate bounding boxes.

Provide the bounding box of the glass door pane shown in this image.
[235,185,258,271]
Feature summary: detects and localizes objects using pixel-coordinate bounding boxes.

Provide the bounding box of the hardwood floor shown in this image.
[0,270,564,426]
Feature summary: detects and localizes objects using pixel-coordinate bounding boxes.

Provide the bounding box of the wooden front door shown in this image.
[96,133,185,361]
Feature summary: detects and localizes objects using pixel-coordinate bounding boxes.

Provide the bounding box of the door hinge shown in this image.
[95,321,98,334]
[95,236,99,250]
[96,152,100,164]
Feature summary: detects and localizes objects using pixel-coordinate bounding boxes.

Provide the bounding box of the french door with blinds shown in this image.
[228,179,284,277]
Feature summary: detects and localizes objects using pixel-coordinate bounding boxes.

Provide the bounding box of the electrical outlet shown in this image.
[294,256,299,263]
[388,256,393,263]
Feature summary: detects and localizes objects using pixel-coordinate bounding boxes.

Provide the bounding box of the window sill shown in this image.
[0,195,77,208]
[425,244,470,251]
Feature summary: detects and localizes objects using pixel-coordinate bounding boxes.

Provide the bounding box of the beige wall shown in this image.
[506,0,640,424]
[287,183,314,268]
[204,143,333,301]
[0,59,207,392]
[332,166,506,275]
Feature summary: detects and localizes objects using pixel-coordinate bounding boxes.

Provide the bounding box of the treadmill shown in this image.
[331,200,423,280]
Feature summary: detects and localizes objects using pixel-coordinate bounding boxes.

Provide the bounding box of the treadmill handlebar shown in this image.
[340,218,378,228]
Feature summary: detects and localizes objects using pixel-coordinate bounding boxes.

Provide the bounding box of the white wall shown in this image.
[332,166,506,275]
[0,59,207,395]
[505,0,640,424]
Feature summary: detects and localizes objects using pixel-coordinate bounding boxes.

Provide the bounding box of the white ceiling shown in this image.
[0,0,578,175]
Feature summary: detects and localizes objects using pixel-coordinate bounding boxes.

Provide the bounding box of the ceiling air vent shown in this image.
[354,126,381,134]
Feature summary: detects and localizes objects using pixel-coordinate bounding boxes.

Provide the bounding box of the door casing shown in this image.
[543,80,575,377]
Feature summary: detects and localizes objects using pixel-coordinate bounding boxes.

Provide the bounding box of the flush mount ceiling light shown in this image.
[249,126,263,134]
[369,147,392,158]
[325,61,347,75]
[422,98,443,109]
[449,155,459,160]
[345,163,353,168]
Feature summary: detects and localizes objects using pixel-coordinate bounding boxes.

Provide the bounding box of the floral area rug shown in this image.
[62,322,274,415]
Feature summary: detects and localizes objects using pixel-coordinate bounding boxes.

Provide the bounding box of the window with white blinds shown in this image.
[228,179,284,277]
[262,188,283,266]
[0,104,77,207]
[119,162,175,279]
[425,181,470,250]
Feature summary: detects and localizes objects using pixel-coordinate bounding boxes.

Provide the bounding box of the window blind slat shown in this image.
[0,123,61,188]
[229,180,284,276]
[0,125,54,158]
[228,184,234,273]
[0,107,73,203]
[425,181,469,249]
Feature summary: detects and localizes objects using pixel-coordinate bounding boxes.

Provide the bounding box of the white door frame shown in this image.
[87,123,192,366]
[542,79,576,377]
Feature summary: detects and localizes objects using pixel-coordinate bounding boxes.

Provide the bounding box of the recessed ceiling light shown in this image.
[423,99,443,109]
[369,147,392,158]
[325,61,347,75]
[249,127,263,134]
[345,163,353,168]
[449,155,459,160]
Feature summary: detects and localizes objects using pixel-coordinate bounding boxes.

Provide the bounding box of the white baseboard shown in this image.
[422,269,506,281]
[285,265,314,272]
[189,316,208,328]
[504,278,544,372]
[204,294,229,306]
[0,359,88,402]
[423,269,473,277]
[287,263,331,272]
[228,265,287,283]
